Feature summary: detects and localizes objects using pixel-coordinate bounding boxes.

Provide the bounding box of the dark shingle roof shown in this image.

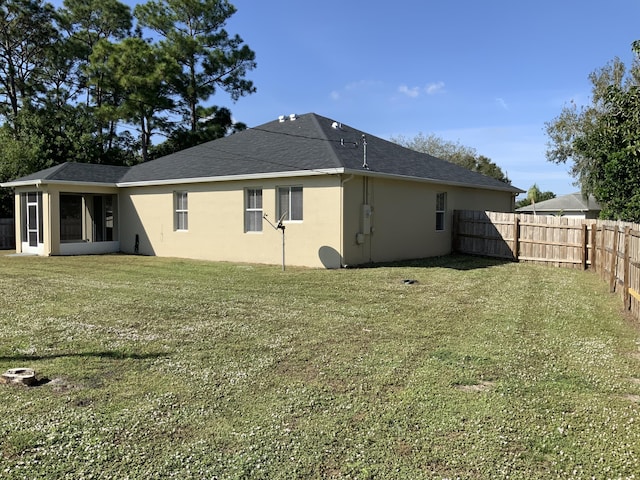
[2,113,521,193]
[120,113,520,192]
[3,162,129,185]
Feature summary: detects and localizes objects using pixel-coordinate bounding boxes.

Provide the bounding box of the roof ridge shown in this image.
[34,162,69,180]
[308,113,346,169]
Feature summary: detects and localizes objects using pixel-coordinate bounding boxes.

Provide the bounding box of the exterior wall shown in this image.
[118,175,344,268]
[8,173,515,268]
[341,176,515,266]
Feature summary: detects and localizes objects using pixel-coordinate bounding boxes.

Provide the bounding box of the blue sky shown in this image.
[209,0,640,198]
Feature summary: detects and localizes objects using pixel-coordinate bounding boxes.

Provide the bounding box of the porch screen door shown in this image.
[26,192,39,247]
[21,192,43,252]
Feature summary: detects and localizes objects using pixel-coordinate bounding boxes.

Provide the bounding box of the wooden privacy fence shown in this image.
[453,210,640,321]
[0,218,15,250]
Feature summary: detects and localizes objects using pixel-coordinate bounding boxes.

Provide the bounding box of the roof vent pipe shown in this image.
[362,134,369,169]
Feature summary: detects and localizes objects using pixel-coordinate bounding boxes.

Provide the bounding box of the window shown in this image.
[436,192,446,231]
[277,186,303,221]
[93,195,115,242]
[174,191,188,231]
[60,194,83,242]
[245,188,263,232]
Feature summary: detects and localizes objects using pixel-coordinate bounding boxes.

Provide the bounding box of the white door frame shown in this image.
[22,192,43,254]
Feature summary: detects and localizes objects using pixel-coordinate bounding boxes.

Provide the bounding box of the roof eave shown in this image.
[1,179,119,188]
[116,168,346,187]
[343,168,523,193]
[0,179,43,188]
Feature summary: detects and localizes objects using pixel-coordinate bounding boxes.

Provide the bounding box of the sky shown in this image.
[204,0,640,198]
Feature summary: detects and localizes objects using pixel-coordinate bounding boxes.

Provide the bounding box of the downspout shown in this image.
[340,174,354,267]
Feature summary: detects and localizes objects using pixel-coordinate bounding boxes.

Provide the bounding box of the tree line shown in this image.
[0,0,256,216]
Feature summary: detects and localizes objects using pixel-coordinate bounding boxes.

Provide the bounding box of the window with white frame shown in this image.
[174,191,188,231]
[435,192,446,231]
[245,188,263,232]
[277,186,303,221]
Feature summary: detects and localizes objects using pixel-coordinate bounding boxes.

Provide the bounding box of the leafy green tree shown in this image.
[134,0,256,132]
[390,132,511,183]
[545,57,639,192]
[546,43,640,221]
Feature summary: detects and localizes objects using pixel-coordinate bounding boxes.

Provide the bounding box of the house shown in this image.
[1,113,522,268]
[516,192,601,219]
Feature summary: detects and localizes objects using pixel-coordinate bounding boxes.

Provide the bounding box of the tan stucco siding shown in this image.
[447,186,514,212]
[341,176,515,266]
[119,176,343,268]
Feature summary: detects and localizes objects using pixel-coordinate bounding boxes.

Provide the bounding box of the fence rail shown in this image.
[0,218,15,250]
[453,210,640,321]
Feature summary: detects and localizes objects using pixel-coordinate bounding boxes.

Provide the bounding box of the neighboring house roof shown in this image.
[516,192,601,213]
[1,113,522,193]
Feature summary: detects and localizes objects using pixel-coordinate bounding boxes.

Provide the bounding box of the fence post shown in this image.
[609,226,619,293]
[624,226,631,309]
[452,210,459,253]
[600,225,606,281]
[590,223,597,272]
[512,216,520,261]
[581,223,588,270]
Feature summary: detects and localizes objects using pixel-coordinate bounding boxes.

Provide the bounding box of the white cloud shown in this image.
[398,85,421,98]
[329,90,340,101]
[425,81,445,95]
[496,97,509,110]
[398,82,445,98]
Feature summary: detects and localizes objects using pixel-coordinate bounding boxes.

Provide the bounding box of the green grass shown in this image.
[0,254,639,479]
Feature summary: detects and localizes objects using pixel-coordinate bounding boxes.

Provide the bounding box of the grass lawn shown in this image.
[1,254,639,479]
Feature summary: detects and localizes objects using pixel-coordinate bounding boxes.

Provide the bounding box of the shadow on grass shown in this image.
[0,350,167,363]
[353,253,513,271]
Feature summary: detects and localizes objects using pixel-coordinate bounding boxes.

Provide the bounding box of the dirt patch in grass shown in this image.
[454,380,495,393]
